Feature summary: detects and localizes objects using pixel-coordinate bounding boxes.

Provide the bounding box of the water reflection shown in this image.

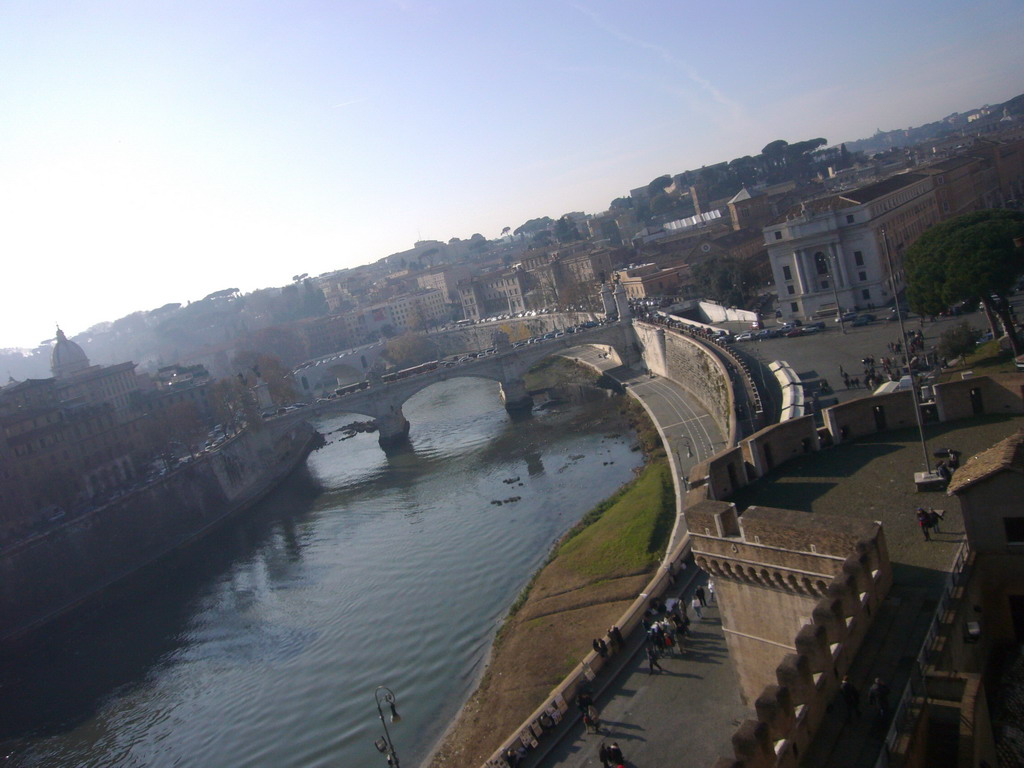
[0,378,642,768]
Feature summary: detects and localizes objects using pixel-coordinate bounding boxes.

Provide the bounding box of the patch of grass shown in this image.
[938,339,1018,382]
[524,357,596,390]
[555,461,674,580]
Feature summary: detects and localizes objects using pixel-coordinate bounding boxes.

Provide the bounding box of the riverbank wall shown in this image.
[0,420,320,645]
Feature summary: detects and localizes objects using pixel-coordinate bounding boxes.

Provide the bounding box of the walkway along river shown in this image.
[0,377,643,768]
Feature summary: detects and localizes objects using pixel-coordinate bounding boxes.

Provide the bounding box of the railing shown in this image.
[874,539,971,767]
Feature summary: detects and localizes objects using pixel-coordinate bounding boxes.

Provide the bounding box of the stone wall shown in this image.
[823,390,918,444]
[742,415,820,476]
[687,499,893,768]
[634,321,735,442]
[934,373,1024,422]
[0,421,318,643]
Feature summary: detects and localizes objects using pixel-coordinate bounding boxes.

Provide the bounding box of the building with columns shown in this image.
[765,174,940,321]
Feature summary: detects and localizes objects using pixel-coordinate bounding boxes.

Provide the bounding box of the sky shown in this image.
[1,0,1021,349]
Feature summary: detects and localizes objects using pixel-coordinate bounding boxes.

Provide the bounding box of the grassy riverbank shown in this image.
[427,384,674,768]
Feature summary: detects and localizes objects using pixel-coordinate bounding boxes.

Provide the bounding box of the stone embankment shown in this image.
[0,420,320,645]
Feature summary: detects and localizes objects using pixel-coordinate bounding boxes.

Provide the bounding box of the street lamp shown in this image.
[881,227,933,478]
[374,686,402,767]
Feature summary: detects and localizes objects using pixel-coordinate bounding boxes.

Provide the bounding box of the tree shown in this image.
[609,197,633,211]
[937,321,981,363]
[231,351,296,404]
[210,376,260,433]
[647,174,672,195]
[554,215,580,244]
[904,209,1024,355]
[693,256,757,308]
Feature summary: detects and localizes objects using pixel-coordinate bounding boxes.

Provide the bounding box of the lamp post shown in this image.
[827,251,846,334]
[374,686,402,767]
[881,227,933,476]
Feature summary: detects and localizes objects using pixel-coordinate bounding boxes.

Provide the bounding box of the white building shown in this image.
[765,174,939,321]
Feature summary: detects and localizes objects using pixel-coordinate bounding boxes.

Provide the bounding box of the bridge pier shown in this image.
[374,407,411,449]
[499,378,533,413]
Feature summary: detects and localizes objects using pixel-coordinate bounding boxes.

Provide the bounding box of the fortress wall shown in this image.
[741,415,819,477]
[702,447,749,500]
[823,390,918,443]
[687,498,893,767]
[934,373,1024,421]
[634,322,735,443]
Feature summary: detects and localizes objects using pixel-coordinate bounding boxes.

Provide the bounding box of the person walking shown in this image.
[707,578,716,604]
[928,508,944,534]
[695,585,707,607]
[598,741,612,768]
[606,742,624,766]
[916,508,932,541]
[646,643,664,674]
[691,593,704,620]
[868,677,891,723]
[841,675,861,721]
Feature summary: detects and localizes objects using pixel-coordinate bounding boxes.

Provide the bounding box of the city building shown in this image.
[458,267,530,320]
[765,173,940,320]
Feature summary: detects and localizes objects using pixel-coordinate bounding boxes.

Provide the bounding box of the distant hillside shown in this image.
[842,91,1024,155]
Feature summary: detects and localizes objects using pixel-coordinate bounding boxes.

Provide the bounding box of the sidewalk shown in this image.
[524,566,751,768]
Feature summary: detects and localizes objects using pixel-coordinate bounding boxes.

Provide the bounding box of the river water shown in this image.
[0,377,643,768]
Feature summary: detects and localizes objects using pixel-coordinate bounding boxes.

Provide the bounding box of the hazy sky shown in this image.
[2,1,1021,348]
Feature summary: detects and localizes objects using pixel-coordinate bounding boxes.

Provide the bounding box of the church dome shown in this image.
[51,327,90,379]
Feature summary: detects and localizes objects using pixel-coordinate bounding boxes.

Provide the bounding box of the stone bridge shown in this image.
[279,320,641,448]
[292,310,608,397]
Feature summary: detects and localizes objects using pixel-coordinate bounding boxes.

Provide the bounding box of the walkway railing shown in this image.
[874,538,972,768]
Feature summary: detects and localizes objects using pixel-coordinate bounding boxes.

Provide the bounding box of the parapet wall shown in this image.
[687,500,893,767]
[688,372,1022,767]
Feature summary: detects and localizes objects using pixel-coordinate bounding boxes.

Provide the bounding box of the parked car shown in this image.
[851,315,872,327]
[734,331,755,342]
[784,328,805,337]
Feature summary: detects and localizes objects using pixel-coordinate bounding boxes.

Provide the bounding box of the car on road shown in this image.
[851,314,874,327]
[734,331,755,342]
[784,327,805,337]
[754,329,779,340]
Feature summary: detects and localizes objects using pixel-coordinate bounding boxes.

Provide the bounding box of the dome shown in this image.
[51,327,90,379]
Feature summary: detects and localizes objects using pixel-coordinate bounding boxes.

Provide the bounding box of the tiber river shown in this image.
[0,377,643,767]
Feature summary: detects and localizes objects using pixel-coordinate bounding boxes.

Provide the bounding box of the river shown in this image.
[0,377,643,768]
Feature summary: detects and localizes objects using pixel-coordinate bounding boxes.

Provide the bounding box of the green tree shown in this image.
[693,256,757,308]
[554,215,580,244]
[904,209,1024,355]
[937,321,981,363]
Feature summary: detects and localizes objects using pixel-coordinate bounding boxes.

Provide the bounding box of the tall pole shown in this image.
[881,227,932,474]
[829,251,846,334]
[374,686,401,767]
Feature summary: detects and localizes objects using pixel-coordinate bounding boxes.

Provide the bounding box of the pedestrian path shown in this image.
[526,572,751,768]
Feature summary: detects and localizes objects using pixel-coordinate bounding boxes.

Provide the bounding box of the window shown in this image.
[790,302,798,312]
[774,231,782,240]
[859,271,867,282]
[846,214,855,223]
[814,253,828,275]
[782,265,792,281]
[862,289,871,300]
[854,251,864,266]
[1005,517,1024,543]
[787,285,795,295]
